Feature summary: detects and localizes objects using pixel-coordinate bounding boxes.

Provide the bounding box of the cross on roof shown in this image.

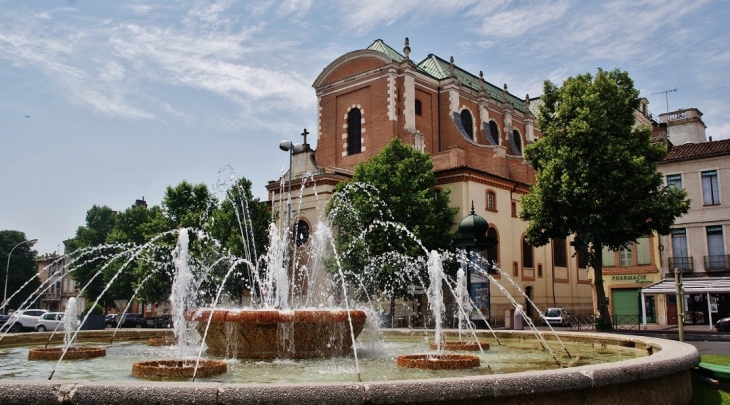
[301,128,309,144]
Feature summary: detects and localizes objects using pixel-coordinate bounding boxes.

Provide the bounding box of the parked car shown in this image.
[1,309,48,333]
[105,313,146,328]
[36,312,79,332]
[0,314,9,329]
[542,308,571,327]
[715,316,730,331]
[146,314,173,328]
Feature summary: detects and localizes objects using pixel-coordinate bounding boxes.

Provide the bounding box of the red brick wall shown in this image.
[314,51,540,184]
[322,57,388,86]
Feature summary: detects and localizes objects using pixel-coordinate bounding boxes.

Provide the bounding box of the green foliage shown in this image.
[66,205,118,309]
[83,302,103,315]
[66,176,271,309]
[0,230,40,312]
[520,69,690,326]
[328,138,458,299]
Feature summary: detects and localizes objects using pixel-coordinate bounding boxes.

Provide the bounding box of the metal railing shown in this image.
[668,256,693,273]
[705,255,730,272]
[612,314,641,330]
[569,315,596,331]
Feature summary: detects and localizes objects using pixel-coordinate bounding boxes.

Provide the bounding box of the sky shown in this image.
[2,0,729,255]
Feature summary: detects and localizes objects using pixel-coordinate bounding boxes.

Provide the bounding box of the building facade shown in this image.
[268,39,594,325]
[655,110,730,325]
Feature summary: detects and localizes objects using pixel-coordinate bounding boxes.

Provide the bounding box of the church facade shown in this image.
[268,39,594,325]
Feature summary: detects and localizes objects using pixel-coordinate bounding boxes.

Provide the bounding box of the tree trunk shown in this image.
[591,241,612,329]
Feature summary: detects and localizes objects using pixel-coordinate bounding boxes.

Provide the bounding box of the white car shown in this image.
[35,312,76,332]
[542,308,571,327]
[2,309,48,333]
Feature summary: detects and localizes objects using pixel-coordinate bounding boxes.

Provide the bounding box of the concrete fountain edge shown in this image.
[0,330,700,405]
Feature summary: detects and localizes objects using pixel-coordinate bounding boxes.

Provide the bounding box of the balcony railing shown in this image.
[42,292,61,300]
[705,255,730,272]
[668,256,693,273]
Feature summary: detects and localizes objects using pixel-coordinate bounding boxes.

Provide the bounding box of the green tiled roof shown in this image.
[367,39,405,63]
[366,39,530,113]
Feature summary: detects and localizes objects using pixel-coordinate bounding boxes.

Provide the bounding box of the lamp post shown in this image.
[3,238,37,313]
[278,134,304,308]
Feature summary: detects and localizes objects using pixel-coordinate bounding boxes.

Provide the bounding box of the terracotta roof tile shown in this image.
[663,139,730,162]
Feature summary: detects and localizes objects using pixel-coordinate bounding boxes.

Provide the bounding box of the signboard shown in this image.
[469,272,490,321]
[610,274,652,284]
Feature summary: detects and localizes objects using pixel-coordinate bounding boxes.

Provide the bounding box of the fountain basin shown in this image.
[132,359,227,379]
[397,353,480,370]
[429,341,490,351]
[147,338,177,347]
[27,346,106,361]
[187,309,367,359]
[0,330,699,404]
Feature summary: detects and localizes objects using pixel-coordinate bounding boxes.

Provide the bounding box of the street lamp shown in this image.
[278,135,304,308]
[3,238,38,313]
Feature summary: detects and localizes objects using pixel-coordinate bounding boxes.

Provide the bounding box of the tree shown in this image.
[66,205,118,310]
[328,139,458,308]
[520,69,690,328]
[0,230,40,312]
[208,177,272,302]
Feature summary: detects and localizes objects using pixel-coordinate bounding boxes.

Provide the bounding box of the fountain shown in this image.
[27,297,107,361]
[0,173,700,404]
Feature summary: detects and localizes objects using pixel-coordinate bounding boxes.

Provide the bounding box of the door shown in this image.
[666,295,678,325]
[611,289,640,325]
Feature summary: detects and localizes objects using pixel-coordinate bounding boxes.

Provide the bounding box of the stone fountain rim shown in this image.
[0,330,700,404]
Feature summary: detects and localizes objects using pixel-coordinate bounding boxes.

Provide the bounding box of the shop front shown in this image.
[641,277,730,330]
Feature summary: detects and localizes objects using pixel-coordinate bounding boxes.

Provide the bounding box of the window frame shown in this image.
[486,190,497,212]
[552,238,567,268]
[701,170,721,206]
[347,108,362,155]
[460,109,474,140]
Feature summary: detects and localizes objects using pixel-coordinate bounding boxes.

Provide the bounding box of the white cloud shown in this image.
[341,0,476,35]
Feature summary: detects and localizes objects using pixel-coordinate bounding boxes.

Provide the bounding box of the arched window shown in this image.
[347,108,361,155]
[513,129,522,154]
[522,236,533,268]
[293,220,310,246]
[486,190,496,211]
[489,121,500,144]
[460,109,474,140]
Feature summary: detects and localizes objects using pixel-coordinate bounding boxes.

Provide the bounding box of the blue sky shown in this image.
[2,0,729,255]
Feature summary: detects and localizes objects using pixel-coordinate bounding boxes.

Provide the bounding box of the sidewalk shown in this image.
[582,323,730,342]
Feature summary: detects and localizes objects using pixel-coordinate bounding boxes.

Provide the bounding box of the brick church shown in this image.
[268,39,594,325]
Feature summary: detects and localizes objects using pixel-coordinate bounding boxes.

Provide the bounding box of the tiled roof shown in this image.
[367,40,528,113]
[663,138,730,162]
[367,39,405,63]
